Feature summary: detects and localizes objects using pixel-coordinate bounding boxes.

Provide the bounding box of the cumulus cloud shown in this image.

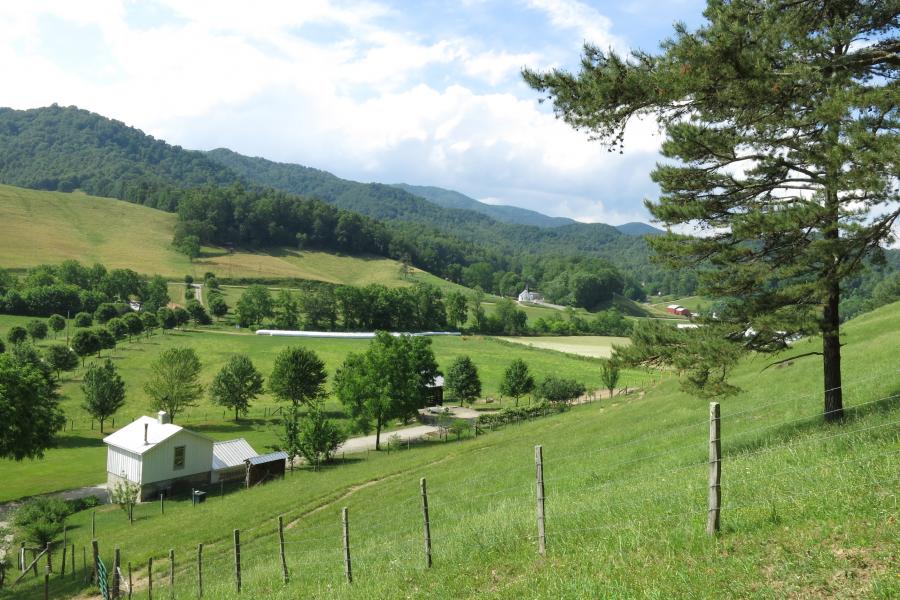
[0,0,664,225]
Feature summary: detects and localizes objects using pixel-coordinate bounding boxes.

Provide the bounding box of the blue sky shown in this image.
[0,0,709,224]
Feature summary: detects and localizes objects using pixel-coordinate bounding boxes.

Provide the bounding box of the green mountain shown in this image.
[392,183,575,228]
[616,222,665,236]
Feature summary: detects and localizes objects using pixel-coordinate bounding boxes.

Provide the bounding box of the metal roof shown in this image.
[246,451,288,466]
[103,416,215,455]
[212,438,257,470]
[427,375,444,388]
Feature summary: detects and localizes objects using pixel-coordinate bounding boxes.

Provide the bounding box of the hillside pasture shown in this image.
[8,301,899,600]
[0,183,462,289]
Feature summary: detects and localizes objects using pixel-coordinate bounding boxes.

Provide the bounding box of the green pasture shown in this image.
[0,183,461,289]
[7,301,899,599]
[0,313,643,501]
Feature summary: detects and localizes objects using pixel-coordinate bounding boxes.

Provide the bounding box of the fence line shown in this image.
[28,382,898,599]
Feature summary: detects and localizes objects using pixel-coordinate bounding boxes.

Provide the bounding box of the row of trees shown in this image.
[0,261,170,317]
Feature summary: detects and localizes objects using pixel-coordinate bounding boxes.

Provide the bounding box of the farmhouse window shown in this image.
[174,446,186,470]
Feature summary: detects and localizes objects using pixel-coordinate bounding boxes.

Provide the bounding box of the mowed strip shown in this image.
[498,335,630,358]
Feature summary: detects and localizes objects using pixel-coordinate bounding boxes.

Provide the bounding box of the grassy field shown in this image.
[0,183,459,289]
[7,301,898,599]
[0,314,646,501]
[497,335,631,358]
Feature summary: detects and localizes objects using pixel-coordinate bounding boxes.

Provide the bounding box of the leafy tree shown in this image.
[184,286,195,301]
[297,405,347,470]
[157,307,176,333]
[47,314,66,338]
[270,347,327,465]
[71,329,100,366]
[210,355,264,421]
[870,272,900,309]
[122,312,144,340]
[143,347,203,422]
[274,289,300,329]
[334,332,438,450]
[208,294,228,320]
[7,326,27,345]
[142,275,170,313]
[0,352,65,460]
[536,376,586,404]
[95,327,116,356]
[106,317,128,342]
[141,311,159,337]
[269,347,327,408]
[236,285,273,328]
[499,358,535,407]
[176,234,201,261]
[81,359,126,433]
[445,356,482,405]
[12,496,71,549]
[45,344,78,380]
[173,307,190,329]
[186,299,211,325]
[26,319,48,341]
[73,312,93,328]
[599,359,620,399]
[94,303,118,324]
[445,291,469,329]
[109,477,140,523]
[184,275,194,286]
[0,339,4,354]
[524,2,899,420]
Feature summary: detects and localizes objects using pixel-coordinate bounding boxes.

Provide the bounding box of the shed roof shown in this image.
[103,416,214,455]
[212,439,257,470]
[427,375,444,388]
[246,451,288,466]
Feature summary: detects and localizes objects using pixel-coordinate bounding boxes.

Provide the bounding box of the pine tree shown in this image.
[525,1,899,419]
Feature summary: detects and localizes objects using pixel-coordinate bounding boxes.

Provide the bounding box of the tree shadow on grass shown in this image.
[54,435,105,449]
[723,390,900,458]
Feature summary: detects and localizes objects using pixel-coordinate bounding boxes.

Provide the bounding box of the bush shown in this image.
[74,312,93,327]
[13,496,71,548]
[536,376,586,404]
[477,401,566,429]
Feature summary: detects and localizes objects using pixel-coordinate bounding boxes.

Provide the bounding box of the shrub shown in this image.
[13,497,71,548]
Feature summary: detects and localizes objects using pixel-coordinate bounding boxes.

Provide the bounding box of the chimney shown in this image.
[144,423,149,444]
[158,411,170,425]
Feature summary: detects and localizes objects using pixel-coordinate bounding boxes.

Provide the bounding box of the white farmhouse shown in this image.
[517,287,544,303]
[104,412,218,501]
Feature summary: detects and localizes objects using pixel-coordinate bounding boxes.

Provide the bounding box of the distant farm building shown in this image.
[425,375,444,406]
[666,304,692,317]
[103,412,281,501]
[518,287,544,303]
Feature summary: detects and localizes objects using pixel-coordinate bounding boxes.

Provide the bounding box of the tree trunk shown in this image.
[99,419,105,434]
[375,418,382,451]
[822,278,843,421]
[235,408,240,422]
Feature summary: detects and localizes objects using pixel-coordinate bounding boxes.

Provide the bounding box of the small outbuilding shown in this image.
[517,287,544,303]
[211,438,258,483]
[425,375,444,407]
[245,452,288,487]
[104,412,215,502]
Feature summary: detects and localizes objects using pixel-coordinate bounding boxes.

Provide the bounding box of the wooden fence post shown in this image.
[148,557,152,600]
[197,544,203,598]
[46,542,52,573]
[160,493,165,515]
[535,445,546,555]
[707,402,721,536]
[128,562,133,600]
[61,526,67,576]
[278,516,288,584]
[112,547,121,599]
[70,544,75,579]
[168,549,174,597]
[91,511,96,539]
[91,540,99,585]
[233,529,241,593]
[420,478,432,568]
[43,565,49,600]
[342,508,352,584]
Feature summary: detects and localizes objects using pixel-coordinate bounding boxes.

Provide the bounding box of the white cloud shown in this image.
[0,0,663,225]
[524,0,624,51]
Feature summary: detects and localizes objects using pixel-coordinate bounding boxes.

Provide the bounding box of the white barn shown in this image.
[517,287,544,303]
[104,412,255,501]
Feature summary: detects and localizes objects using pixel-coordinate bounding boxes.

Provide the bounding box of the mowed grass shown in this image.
[10,301,899,600]
[497,335,631,358]
[0,313,643,501]
[0,183,461,289]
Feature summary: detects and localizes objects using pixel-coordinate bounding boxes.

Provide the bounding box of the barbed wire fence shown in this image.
[13,375,899,598]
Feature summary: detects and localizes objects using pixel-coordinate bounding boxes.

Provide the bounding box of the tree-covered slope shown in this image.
[0,105,238,210]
